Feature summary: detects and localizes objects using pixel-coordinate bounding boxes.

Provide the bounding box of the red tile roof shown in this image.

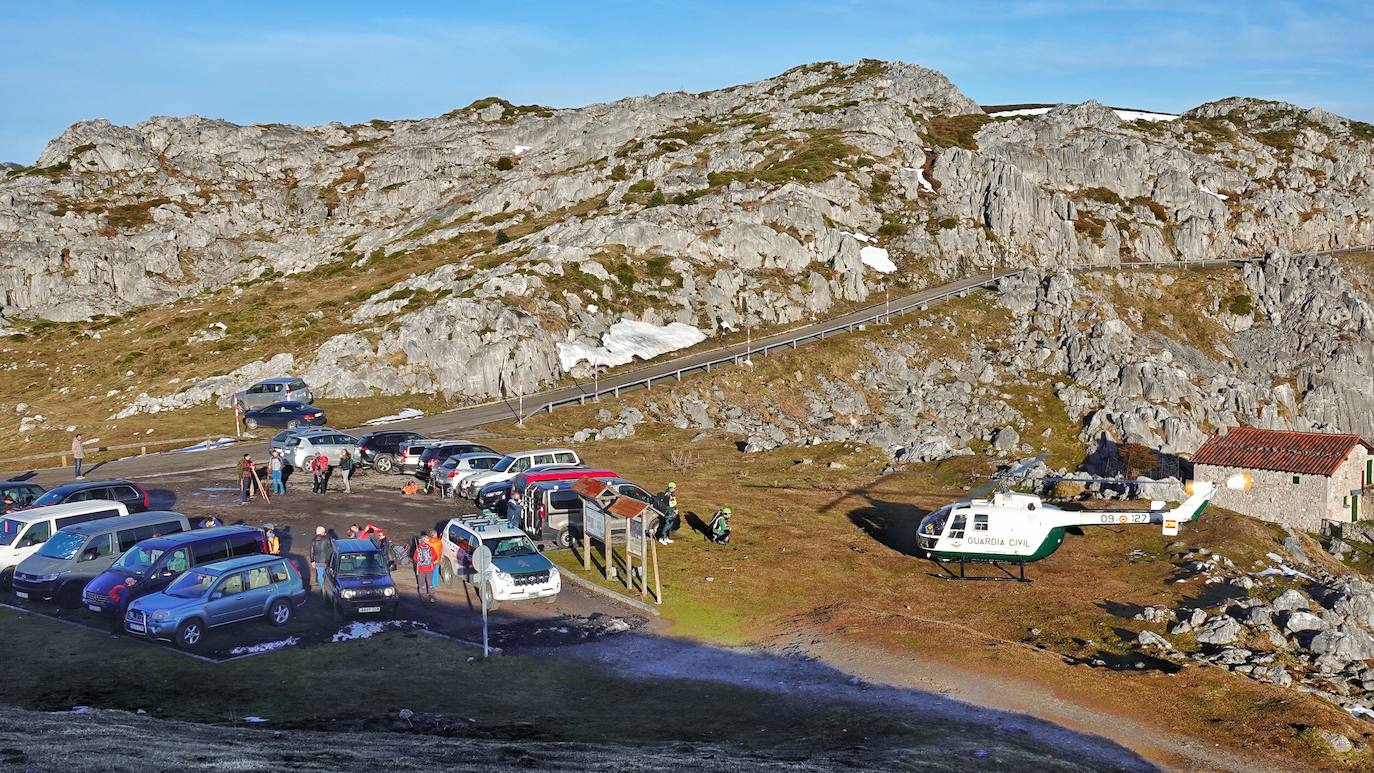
[1191,427,1374,476]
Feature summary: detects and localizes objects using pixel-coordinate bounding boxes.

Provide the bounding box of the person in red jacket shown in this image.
[412,535,437,601]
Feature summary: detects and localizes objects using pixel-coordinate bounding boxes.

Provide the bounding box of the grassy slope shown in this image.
[0,608,1092,770]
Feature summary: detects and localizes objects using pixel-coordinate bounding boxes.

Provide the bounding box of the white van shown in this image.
[457,448,581,499]
[0,500,130,588]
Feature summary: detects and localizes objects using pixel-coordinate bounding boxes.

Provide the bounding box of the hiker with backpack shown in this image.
[413,533,438,601]
[708,507,732,544]
[655,482,680,544]
[310,453,329,494]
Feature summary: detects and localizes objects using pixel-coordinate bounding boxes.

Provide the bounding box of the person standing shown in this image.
[413,535,437,601]
[239,454,256,503]
[426,530,443,591]
[72,434,85,479]
[309,526,333,593]
[264,524,281,555]
[269,450,285,495]
[655,482,680,544]
[339,450,355,494]
[311,453,328,495]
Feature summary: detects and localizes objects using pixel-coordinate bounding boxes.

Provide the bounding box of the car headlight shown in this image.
[548,566,559,579]
[492,570,513,586]
[33,573,60,583]
[340,589,357,599]
[151,609,172,620]
[383,586,396,597]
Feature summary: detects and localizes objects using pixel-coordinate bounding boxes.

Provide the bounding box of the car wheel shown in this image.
[557,528,572,549]
[439,558,454,587]
[245,418,259,429]
[57,582,83,610]
[374,454,395,474]
[175,619,204,649]
[268,599,292,626]
[286,419,299,429]
[0,568,12,593]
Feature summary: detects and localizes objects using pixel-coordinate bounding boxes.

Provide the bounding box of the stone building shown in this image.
[1192,427,1374,532]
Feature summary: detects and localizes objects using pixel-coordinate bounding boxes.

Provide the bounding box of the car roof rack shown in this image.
[455,513,507,533]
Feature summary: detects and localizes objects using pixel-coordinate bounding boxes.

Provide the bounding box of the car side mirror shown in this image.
[80,549,99,562]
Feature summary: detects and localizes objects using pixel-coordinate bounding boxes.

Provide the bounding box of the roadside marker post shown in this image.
[473,545,493,658]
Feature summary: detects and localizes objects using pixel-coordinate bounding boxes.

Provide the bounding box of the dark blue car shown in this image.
[324,538,397,620]
[242,401,326,430]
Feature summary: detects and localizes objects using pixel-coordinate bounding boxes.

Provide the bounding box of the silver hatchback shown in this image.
[283,429,360,469]
[234,378,313,411]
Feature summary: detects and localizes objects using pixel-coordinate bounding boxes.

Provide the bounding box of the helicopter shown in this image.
[915,457,1251,581]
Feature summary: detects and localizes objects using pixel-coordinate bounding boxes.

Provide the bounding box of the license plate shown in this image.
[127,622,145,632]
[359,606,382,613]
[87,604,102,612]
[14,591,27,599]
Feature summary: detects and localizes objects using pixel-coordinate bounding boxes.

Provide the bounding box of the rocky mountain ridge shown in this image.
[1,59,1372,448]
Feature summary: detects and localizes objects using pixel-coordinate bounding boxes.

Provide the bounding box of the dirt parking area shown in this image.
[4,466,649,660]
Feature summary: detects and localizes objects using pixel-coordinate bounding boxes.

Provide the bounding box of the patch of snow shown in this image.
[71,706,92,714]
[228,637,299,656]
[985,106,1178,122]
[586,303,599,313]
[848,232,871,243]
[557,320,707,371]
[859,245,896,274]
[168,438,238,454]
[1255,564,1316,582]
[511,144,531,155]
[914,167,934,193]
[243,716,269,723]
[331,619,423,642]
[1199,185,1228,201]
[362,408,424,426]
[1265,552,1284,563]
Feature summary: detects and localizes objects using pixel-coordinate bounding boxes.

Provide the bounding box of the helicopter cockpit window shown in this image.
[919,507,950,538]
[949,513,967,539]
[973,513,989,532]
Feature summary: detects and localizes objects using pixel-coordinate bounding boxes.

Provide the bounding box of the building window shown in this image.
[1292,475,1300,485]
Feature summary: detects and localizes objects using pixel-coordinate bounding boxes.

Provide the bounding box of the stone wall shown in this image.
[1198,447,1374,531]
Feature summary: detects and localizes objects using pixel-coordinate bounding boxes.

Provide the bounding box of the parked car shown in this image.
[242,401,325,430]
[357,430,427,474]
[12,511,189,607]
[124,553,306,649]
[280,428,360,469]
[458,448,582,498]
[83,525,267,622]
[432,453,503,497]
[0,500,131,590]
[398,439,447,476]
[439,514,560,602]
[324,538,397,621]
[233,377,313,412]
[270,427,314,454]
[474,480,515,514]
[416,441,499,481]
[29,479,151,513]
[0,481,45,510]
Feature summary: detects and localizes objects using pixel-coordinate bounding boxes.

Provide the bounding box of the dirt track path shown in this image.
[550,631,1297,773]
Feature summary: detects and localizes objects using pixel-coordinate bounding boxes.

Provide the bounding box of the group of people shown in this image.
[238,449,357,503]
[306,521,390,591]
[649,482,731,545]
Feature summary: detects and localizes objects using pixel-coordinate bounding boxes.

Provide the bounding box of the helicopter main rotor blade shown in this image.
[960,454,1048,502]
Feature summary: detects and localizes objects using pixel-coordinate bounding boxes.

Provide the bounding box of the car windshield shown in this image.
[0,518,25,546]
[489,536,539,558]
[29,490,68,508]
[165,569,217,598]
[36,531,87,560]
[338,552,389,577]
[114,545,163,574]
[491,456,515,473]
[439,459,459,470]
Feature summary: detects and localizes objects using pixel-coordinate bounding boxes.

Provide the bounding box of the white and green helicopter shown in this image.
[915,458,1251,581]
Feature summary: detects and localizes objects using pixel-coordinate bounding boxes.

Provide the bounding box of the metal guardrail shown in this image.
[0,435,237,468]
[532,244,1372,415]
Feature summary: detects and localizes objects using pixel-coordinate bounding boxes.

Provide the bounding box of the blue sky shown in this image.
[2,1,1371,162]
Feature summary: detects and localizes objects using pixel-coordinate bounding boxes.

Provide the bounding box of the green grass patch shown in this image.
[923,114,991,150]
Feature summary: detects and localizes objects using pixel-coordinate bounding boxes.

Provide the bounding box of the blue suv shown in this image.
[124,553,305,649]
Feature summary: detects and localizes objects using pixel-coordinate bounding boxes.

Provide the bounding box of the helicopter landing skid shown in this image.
[930,557,1029,583]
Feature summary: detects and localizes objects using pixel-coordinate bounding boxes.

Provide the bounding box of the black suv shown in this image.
[416,442,498,481]
[29,479,150,513]
[357,431,426,474]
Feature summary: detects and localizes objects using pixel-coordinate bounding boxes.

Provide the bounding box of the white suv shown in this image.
[457,448,580,499]
[439,515,560,602]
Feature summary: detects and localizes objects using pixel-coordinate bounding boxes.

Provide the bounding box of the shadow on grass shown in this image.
[846,497,929,556]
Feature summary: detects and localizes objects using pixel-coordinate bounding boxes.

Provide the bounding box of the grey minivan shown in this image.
[234,377,313,411]
[12,511,190,607]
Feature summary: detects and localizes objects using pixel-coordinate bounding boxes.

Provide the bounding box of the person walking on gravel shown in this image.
[310,526,333,593]
[338,450,355,494]
[72,434,85,479]
[269,450,285,495]
[413,535,437,601]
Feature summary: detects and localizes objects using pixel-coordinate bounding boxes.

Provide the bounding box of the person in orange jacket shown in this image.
[426,530,444,590]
